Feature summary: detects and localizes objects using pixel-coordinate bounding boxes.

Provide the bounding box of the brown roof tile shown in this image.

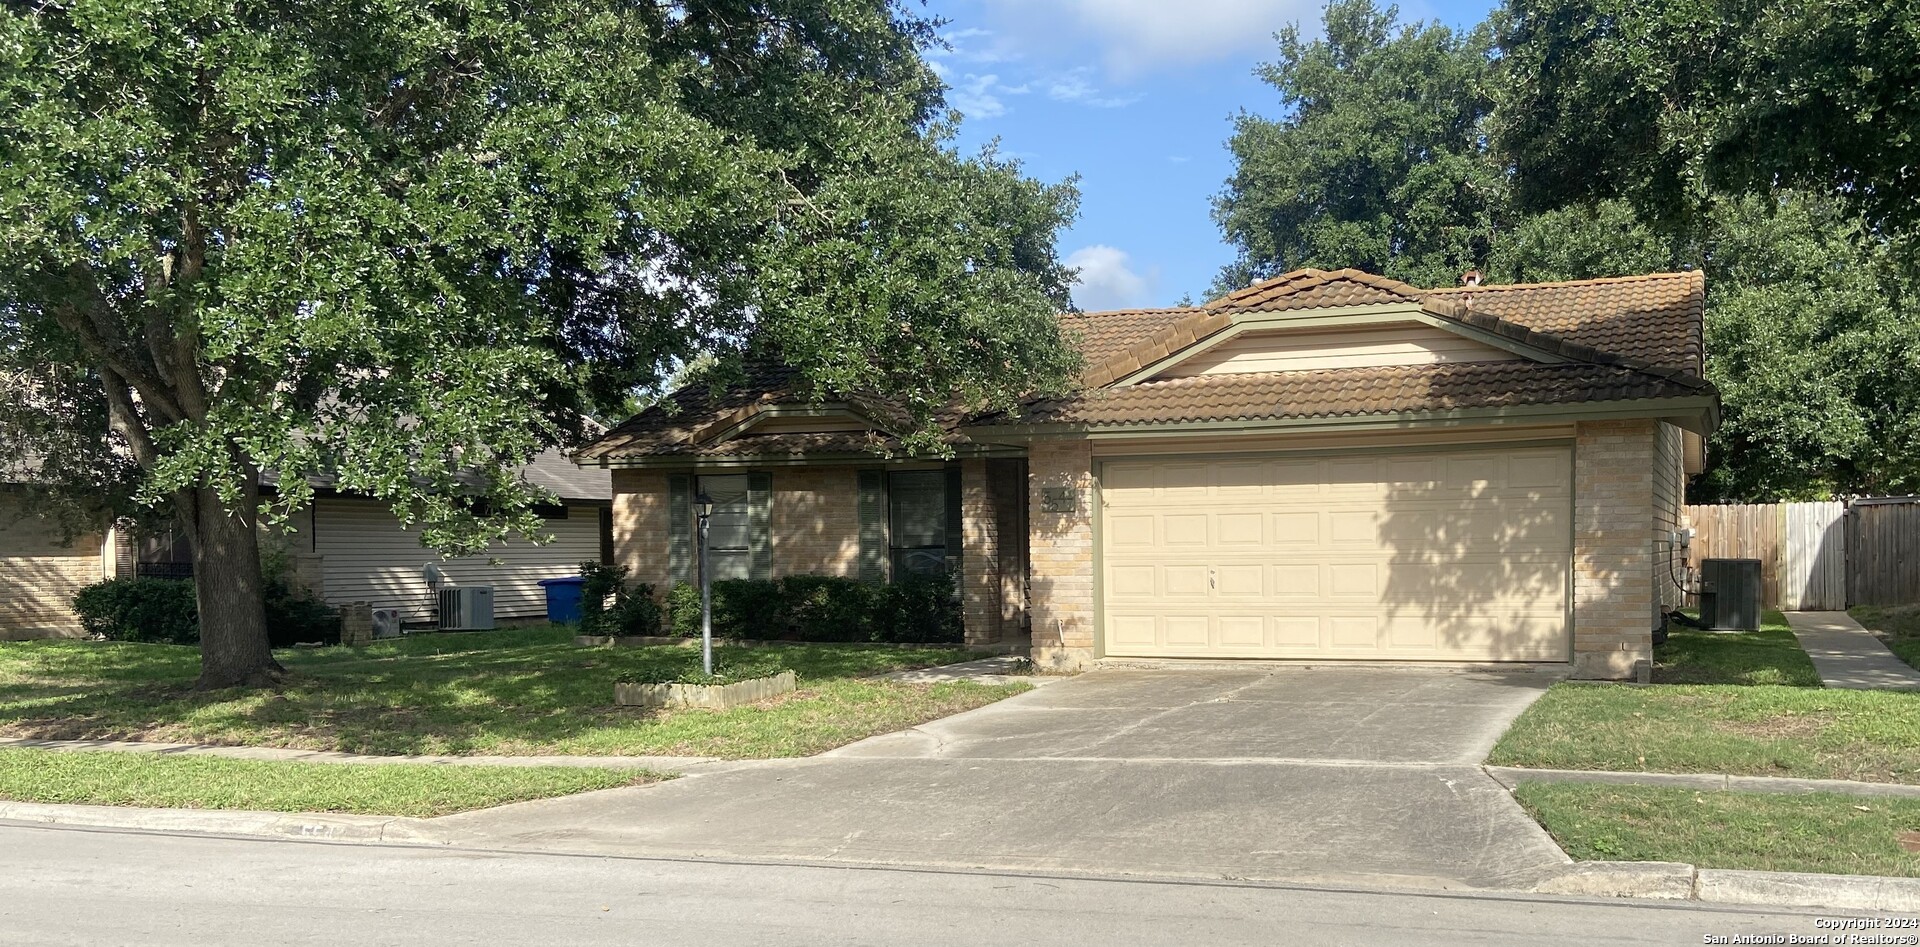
[1011,361,1706,428]
[1425,271,1704,373]
[1210,268,1423,313]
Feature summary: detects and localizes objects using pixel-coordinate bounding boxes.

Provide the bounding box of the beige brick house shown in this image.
[576,268,1715,679]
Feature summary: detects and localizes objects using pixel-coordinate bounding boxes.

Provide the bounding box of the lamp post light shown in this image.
[694,492,715,676]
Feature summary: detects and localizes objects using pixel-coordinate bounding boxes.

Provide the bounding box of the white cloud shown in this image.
[1046,68,1141,108]
[1067,245,1155,311]
[983,0,1320,75]
[936,67,1031,119]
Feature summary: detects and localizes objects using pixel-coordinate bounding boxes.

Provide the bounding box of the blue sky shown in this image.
[925,0,1499,309]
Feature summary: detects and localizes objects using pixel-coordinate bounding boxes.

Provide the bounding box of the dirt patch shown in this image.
[1712,713,1833,740]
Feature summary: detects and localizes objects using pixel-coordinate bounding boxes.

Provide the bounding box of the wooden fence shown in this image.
[1685,498,1919,610]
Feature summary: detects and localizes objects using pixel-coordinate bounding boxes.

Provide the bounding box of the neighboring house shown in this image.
[252,449,615,624]
[0,487,125,640]
[587,269,1716,678]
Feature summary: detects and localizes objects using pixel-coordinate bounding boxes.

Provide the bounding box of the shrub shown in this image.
[74,570,338,649]
[72,577,200,645]
[779,574,879,642]
[578,560,628,634]
[875,572,963,643]
[264,581,340,648]
[610,582,663,636]
[659,573,961,643]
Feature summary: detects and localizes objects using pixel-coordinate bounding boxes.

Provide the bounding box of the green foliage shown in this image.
[577,561,663,636]
[73,572,337,648]
[780,574,884,642]
[72,578,200,645]
[662,574,963,643]
[0,0,1079,676]
[1496,0,1920,236]
[616,660,792,686]
[1213,0,1504,292]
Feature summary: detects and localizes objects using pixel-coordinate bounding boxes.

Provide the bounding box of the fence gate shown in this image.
[1850,499,1920,607]
[1686,501,1847,610]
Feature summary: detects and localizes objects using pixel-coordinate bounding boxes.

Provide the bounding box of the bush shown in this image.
[875,573,963,643]
[73,570,339,649]
[264,582,340,648]
[659,573,961,643]
[578,560,626,634]
[779,574,879,642]
[72,577,200,645]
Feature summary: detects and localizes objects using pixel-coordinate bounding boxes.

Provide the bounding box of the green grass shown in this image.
[0,747,651,817]
[1852,605,1920,670]
[0,628,1024,759]
[1490,610,1920,783]
[1514,782,1920,877]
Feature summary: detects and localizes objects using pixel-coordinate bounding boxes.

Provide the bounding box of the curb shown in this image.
[0,800,445,845]
[1529,861,1920,912]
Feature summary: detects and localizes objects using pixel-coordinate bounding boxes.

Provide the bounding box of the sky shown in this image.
[925,0,1500,310]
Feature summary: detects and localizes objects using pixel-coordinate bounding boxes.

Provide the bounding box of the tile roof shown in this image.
[1209,268,1424,313]
[1425,271,1705,373]
[1011,361,1708,428]
[579,268,1713,458]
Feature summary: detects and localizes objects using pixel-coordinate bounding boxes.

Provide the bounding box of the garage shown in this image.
[1098,444,1572,662]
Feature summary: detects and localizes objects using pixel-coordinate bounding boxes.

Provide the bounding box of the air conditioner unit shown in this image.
[437,587,495,631]
[371,608,404,639]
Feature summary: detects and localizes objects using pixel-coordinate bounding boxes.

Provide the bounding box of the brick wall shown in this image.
[769,467,860,577]
[1028,440,1094,670]
[1573,419,1659,679]
[611,469,671,591]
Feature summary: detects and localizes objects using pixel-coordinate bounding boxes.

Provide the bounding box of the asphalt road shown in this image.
[0,823,1861,946]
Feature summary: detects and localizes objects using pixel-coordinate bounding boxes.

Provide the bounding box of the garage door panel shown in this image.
[1101,446,1571,662]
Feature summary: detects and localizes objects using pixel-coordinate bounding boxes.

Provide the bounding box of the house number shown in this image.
[1041,487,1079,514]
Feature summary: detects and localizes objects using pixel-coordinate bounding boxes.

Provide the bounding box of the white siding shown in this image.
[1654,422,1686,614]
[0,493,104,640]
[305,497,603,623]
[1154,323,1520,379]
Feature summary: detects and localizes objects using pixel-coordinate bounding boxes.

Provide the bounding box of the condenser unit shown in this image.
[437,587,495,631]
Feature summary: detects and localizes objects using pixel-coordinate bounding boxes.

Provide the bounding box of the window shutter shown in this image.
[747,472,773,581]
[857,469,888,583]
[944,463,964,577]
[667,474,692,586]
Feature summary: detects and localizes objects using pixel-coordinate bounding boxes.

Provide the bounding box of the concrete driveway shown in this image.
[434,666,1570,890]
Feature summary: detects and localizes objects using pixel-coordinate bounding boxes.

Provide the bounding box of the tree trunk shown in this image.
[180,485,281,689]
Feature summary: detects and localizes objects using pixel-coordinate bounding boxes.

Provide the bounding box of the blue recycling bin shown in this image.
[537,576,587,625]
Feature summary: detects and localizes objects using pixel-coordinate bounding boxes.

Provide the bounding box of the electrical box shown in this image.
[1700,559,1762,632]
[437,587,495,631]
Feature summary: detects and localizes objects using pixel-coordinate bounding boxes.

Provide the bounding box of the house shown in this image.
[249,449,616,625]
[2,449,611,639]
[577,268,1716,679]
[0,487,122,640]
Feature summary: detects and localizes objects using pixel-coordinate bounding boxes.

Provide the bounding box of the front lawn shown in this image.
[1852,605,1920,670]
[1514,782,1920,878]
[1489,611,1920,783]
[0,628,1023,759]
[0,747,650,817]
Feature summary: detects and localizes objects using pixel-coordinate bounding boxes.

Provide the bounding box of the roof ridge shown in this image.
[1424,270,1702,294]
[1208,267,1423,310]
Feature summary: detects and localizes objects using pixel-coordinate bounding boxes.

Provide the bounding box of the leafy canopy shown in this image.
[0,0,1081,551]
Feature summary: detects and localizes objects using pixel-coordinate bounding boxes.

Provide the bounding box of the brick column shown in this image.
[1573,419,1659,679]
[960,459,1001,646]
[1028,439,1094,671]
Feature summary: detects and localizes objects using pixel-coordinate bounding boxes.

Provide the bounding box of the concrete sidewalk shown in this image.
[1784,611,1920,690]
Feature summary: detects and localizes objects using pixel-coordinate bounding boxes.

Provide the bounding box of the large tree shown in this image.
[1497,0,1920,238]
[0,0,1079,688]
[1213,0,1504,292]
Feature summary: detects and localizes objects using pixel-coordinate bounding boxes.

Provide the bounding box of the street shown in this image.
[0,823,1850,946]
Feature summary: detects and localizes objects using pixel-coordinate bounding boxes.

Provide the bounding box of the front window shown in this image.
[697,474,752,581]
[888,469,948,578]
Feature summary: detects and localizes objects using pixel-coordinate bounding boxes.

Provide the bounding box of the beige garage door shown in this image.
[1100,445,1571,661]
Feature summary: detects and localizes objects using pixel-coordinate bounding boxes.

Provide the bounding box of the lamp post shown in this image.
[694,492,715,676]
